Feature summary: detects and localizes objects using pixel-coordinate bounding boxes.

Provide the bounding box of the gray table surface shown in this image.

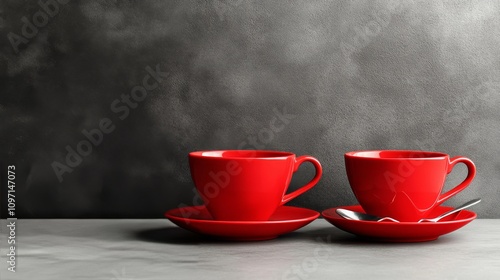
[1,219,499,280]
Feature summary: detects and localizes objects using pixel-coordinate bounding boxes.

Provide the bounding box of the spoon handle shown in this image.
[434,198,481,221]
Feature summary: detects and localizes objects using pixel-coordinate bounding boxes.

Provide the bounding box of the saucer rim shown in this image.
[321,205,477,225]
[165,205,320,225]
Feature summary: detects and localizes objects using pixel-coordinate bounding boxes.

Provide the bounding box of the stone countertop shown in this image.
[1,219,499,280]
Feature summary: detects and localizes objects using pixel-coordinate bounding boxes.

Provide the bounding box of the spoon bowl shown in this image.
[336,198,481,223]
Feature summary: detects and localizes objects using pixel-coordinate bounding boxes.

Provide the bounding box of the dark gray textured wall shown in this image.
[1,0,499,218]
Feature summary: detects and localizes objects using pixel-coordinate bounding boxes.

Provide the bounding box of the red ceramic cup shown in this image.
[189,150,322,221]
[344,150,476,222]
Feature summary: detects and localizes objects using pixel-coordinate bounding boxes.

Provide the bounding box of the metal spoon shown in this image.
[336,198,481,223]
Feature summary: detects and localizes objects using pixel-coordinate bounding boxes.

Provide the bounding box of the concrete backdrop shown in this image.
[1,0,499,218]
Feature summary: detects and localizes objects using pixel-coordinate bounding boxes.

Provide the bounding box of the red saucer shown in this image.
[322,205,476,242]
[165,206,319,241]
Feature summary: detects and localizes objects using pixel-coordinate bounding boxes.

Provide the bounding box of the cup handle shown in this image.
[436,156,476,205]
[281,156,322,205]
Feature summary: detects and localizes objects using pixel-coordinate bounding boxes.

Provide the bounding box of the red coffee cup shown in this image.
[189,150,322,221]
[344,150,476,222]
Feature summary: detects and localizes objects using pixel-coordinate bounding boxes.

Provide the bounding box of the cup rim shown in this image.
[189,150,294,159]
[345,150,448,160]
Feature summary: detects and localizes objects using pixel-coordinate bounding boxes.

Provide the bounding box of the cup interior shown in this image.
[190,150,293,159]
[345,150,447,159]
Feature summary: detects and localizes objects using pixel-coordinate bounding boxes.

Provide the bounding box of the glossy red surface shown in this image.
[165,206,319,241]
[189,150,322,221]
[344,150,476,222]
[322,205,476,242]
